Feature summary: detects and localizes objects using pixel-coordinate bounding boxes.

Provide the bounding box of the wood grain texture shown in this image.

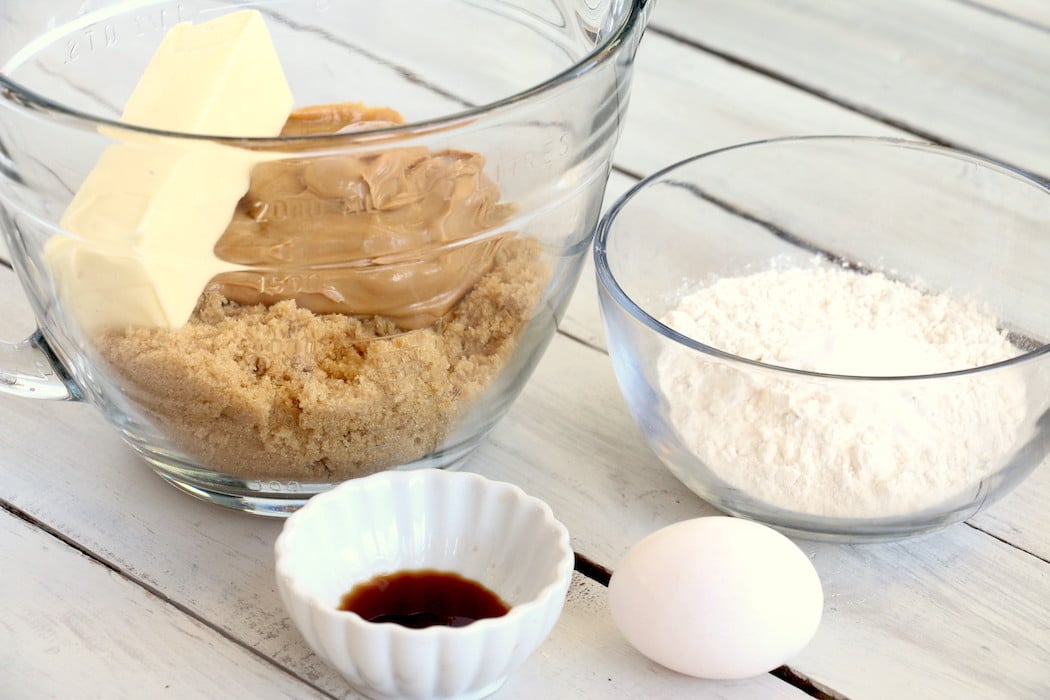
[653,0,1050,178]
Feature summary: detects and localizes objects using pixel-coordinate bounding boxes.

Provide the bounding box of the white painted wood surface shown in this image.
[0,514,332,700]
[655,0,1050,179]
[2,1,1049,698]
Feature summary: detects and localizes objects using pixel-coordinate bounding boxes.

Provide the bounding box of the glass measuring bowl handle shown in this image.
[0,329,80,400]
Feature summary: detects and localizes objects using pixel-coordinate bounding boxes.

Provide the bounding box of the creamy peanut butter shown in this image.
[210,103,514,329]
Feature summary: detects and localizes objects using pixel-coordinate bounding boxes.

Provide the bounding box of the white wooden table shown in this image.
[3,1,1049,698]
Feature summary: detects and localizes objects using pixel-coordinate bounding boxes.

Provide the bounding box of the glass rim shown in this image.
[0,0,649,144]
[594,134,1050,382]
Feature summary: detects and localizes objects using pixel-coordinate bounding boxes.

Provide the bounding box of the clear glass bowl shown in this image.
[0,0,651,514]
[595,136,1050,541]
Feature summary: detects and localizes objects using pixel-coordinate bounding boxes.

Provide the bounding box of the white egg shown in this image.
[608,516,823,680]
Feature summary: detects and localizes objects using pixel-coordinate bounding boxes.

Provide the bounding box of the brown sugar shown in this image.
[96,237,547,481]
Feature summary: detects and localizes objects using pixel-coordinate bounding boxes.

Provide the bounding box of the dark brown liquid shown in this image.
[338,569,510,629]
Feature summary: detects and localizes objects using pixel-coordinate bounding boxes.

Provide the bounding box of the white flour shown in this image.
[657,265,1027,518]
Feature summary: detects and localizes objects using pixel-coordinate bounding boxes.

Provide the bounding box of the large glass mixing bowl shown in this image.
[595,136,1050,541]
[0,0,652,514]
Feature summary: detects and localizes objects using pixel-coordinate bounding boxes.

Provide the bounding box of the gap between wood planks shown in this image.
[0,498,342,700]
[951,0,1050,33]
[966,522,1050,565]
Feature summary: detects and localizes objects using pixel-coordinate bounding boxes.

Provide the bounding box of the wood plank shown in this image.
[0,264,1047,698]
[652,0,1050,178]
[0,511,331,700]
[795,526,1050,698]
[615,31,906,178]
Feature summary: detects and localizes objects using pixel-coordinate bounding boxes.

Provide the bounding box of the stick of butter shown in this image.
[120,10,292,137]
[46,10,294,334]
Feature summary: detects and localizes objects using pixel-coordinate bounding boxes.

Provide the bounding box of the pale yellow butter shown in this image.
[49,141,266,331]
[47,9,294,334]
[120,10,293,137]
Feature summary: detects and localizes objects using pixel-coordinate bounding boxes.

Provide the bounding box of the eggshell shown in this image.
[608,516,823,680]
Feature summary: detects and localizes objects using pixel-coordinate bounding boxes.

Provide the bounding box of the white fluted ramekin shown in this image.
[274,468,573,700]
